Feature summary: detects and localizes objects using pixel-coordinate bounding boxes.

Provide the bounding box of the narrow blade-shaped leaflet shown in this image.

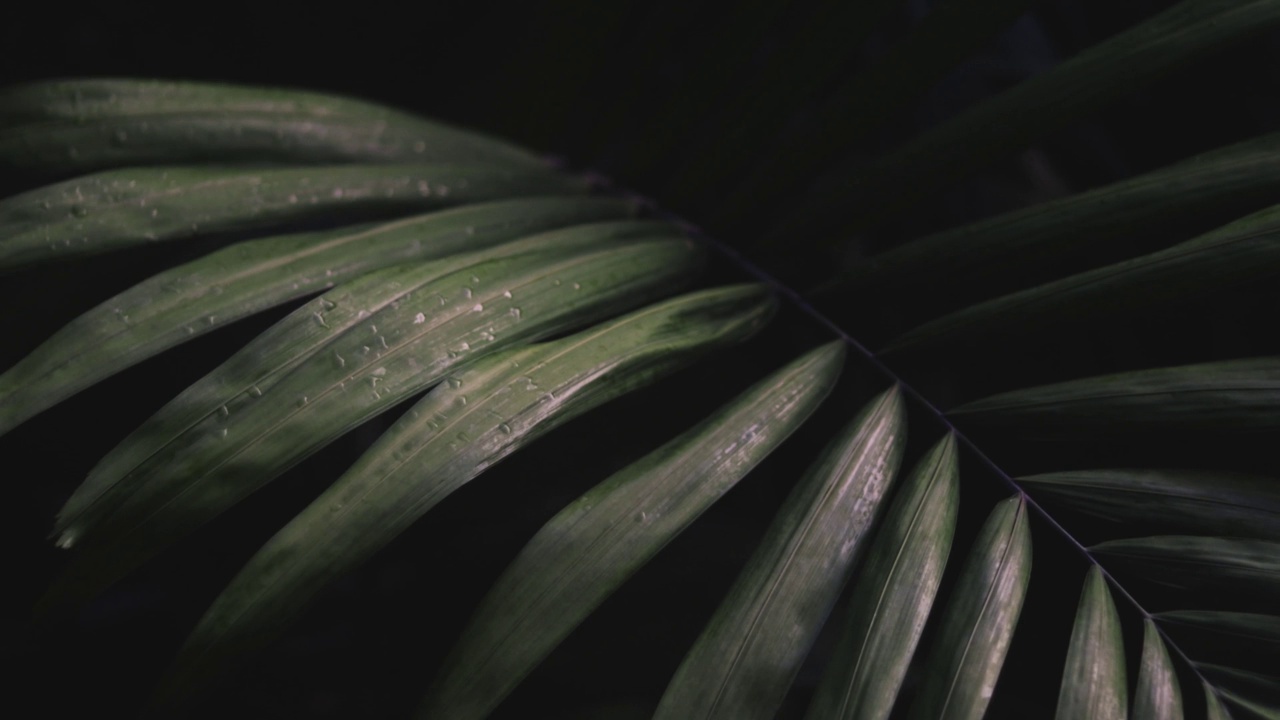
[1133,619,1184,720]
[1054,565,1127,720]
[654,385,907,720]
[0,162,585,268]
[805,434,960,720]
[906,495,1032,720]
[0,78,544,175]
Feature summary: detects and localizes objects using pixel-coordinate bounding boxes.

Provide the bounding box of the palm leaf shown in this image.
[652,386,906,720]
[0,162,583,268]
[0,78,543,175]
[803,433,958,720]
[905,495,1032,720]
[1055,566,1127,720]
[9,3,1280,717]
[1133,619,1183,720]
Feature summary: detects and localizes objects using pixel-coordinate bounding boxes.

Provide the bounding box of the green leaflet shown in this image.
[882,203,1280,354]
[1205,681,1235,720]
[776,0,1280,238]
[1019,469,1280,540]
[1091,537,1280,603]
[1157,607,1280,648]
[849,132,1280,305]
[1198,665,1280,719]
[653,386,907,720]
[417,342,845,720]
[1133,619,1184,720]
[0,198,641,436]
[0,78,543,176]
[45,236,703,608]
[1158,613,1280,680]
[1217,692,1278,720]
[951,358,1280,436]
[906,495,1032,720]
[1055,566,1127,720]
[160,285,779,705]
[0,162,585,269]
[805,434,959,720]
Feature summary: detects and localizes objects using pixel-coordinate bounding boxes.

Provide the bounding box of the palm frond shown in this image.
[7,1,1280,717]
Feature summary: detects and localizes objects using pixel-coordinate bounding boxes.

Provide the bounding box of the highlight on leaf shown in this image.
[157,283,779,706]
[9,14,1280,715]
[653,385,906,720]
[417,341,845,720]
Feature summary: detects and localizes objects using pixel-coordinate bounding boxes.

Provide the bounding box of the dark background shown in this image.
[3,1,1279,718]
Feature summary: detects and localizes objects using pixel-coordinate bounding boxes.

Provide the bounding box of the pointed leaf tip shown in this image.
[806,432,959,720]
[907,494,1032,720]
[1055,565,1127,720]
[1133,618,1183,720]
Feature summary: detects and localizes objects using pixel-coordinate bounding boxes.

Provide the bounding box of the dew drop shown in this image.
[70,205,88,218]
[414,312,426,324]
[333,352,346,368]
[218,405,229,418]
[502,290,513,299]
[447,377,462,389]
[462,287,473,299]
[248,385,263,398]
[297,396,309,407]
[509,307,522,320]
[472,303,484,312]
[313,312,329,328]
[572,282,581,290]
[498,423,512,435]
